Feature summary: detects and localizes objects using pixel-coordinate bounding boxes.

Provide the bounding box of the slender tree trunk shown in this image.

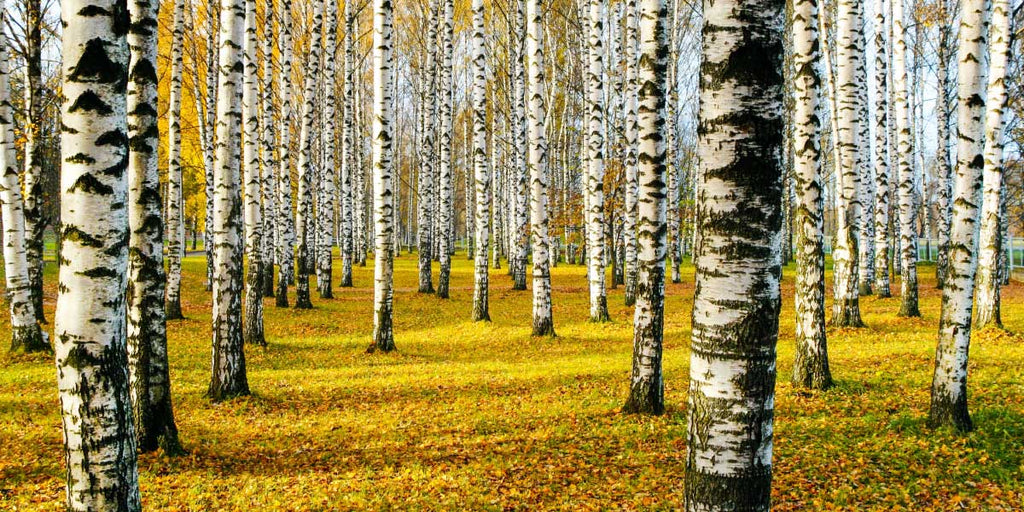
[622,0,640,307]
[242,0,266,342]
[934,4,952,290]
[261,0,277,298]
[295,0,324,310]
[0,4,45,352]
[317,0,338,299]
[56,0,141,506]
[370,0,398,351]
[512,0,530,292]
[204,0,219,292]
[165,0,187,320]
[276,0,296,307]
[339,0,356,288]
[471,0,491,322]
[209,0,251,400]
[622,0,667,413]
[685,0,784,508]
[418,3,439,294]
[928,0,988,433]
[872,0,892,298]
[975,0,1009,329]
[830,0,865,327]
[585,0,610,322]
[23,0,46,324]
[437,0,455,298]
[791,0,831,390]
[893,0,919,317]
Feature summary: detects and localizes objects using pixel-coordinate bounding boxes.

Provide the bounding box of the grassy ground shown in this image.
[1,252,1022,510]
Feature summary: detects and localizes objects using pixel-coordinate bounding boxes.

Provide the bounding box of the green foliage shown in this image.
[0,256,1022,509]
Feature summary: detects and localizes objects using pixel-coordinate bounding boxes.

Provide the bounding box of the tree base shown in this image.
[10,325,48,353]
[830,301,864,328]
[418,284,435,294]
[532,318,556,337]
[622,385,664,416]
[165,298,185,321]
[897,300,920,318]
[859,282,873,297]
[928,400,973,433]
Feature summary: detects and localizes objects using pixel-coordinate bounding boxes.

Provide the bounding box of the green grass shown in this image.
[1,252,1022,510]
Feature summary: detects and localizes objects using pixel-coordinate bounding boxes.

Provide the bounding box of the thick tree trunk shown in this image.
[0,5,45,353]
[56,0,141,506]
[165,0,187,320]
[928,0,988,433]
[685,0,784,508]
[370,0,398,351]
[317,0,338,299]
[791,0,831,390]
[208,0,251,401]
[622,0,667,414]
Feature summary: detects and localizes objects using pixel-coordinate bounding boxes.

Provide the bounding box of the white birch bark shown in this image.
[893,0,919,317]
[585,0,610,322]
[209,0,251,400]
[622,0,667,413]
[436,0,456,298]
[791,0,831,390]
[622,0,640,307]
[872,0,892,298]
[339,0,356,288]
[22,0,46,324]
[370,0,398,350]
[685,0,784,507]
[56,0,141,506]
[418,3,438,294]
[260,0,277,298]
[166,0,187,321]
[471,0,491,322]
[934,1,953,290]
[512,0,530,291]
[317,0,338,299]
[974,0,1009,329]
[242,0,266,343]
[0,2,44,352]
[295,0,324,310]
[203,0,219,291]
[275,0,296,306]
[928,0,988,432]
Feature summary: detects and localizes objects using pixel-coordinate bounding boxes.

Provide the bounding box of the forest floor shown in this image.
[1,252,1023,510]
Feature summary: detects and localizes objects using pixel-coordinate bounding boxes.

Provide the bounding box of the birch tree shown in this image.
[370,0,398,351]
[622,0,640,307]
[203,0,218,291]
[260,0,277,297]
[0,2,45,353]
[318,0,338,299]
[56,0,141,505]
[928,0,989,433]
[295,0,324,310]
[209,0,251,400]
[791,0,831,390]
[242,0,266,343]
[830,0,865,327]
[22,0,46,324]
[585,0,610,322]
[276,0,296,307]
[471,0,492,322]
[974,0,1010,329]
[934,0,953,289]
[621,0,667,414]
[512,0,530,292]
[525,0,555,336]
[418,3,438,294]
[685,0,784,507]
[893,0,919,317]
[436,0,455,298]
[872,0,892,298]
[166,0,187,320]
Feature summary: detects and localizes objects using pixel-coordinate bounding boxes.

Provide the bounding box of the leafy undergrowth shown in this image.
[1,254,1022,510]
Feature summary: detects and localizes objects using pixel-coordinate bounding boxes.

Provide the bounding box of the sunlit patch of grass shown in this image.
[1,253,1022,509]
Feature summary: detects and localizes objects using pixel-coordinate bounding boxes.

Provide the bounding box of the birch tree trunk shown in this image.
[892,0,919,317]
[339,0,356,288]
[208,0,251,400]
[23,0,46,324]
[242,0,266,343]
[934,3,953,290]
[275,0,296,307]
[526,0,555,336]
[261,0,277,298]
[471,0,492,322]
[295,0,324,310]
[370,0,398,351]
[418,3,438,294]
[685,0,784,508]
[0,3,45,352]
[512,0,530,292]
[437,0,456,298]
[791,0,831,390]
[166,0,187,320]
[204,0,219,292]
[974,0,1009,330]
[928,0,988,432]
[872,0,892,298]
[317,0,338,299]
[585,0,610,322]
[622,0,640,307]
[56,0,141,505]
[127,0,183,455]
[622,0,667,414]
[830,0,865,327]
